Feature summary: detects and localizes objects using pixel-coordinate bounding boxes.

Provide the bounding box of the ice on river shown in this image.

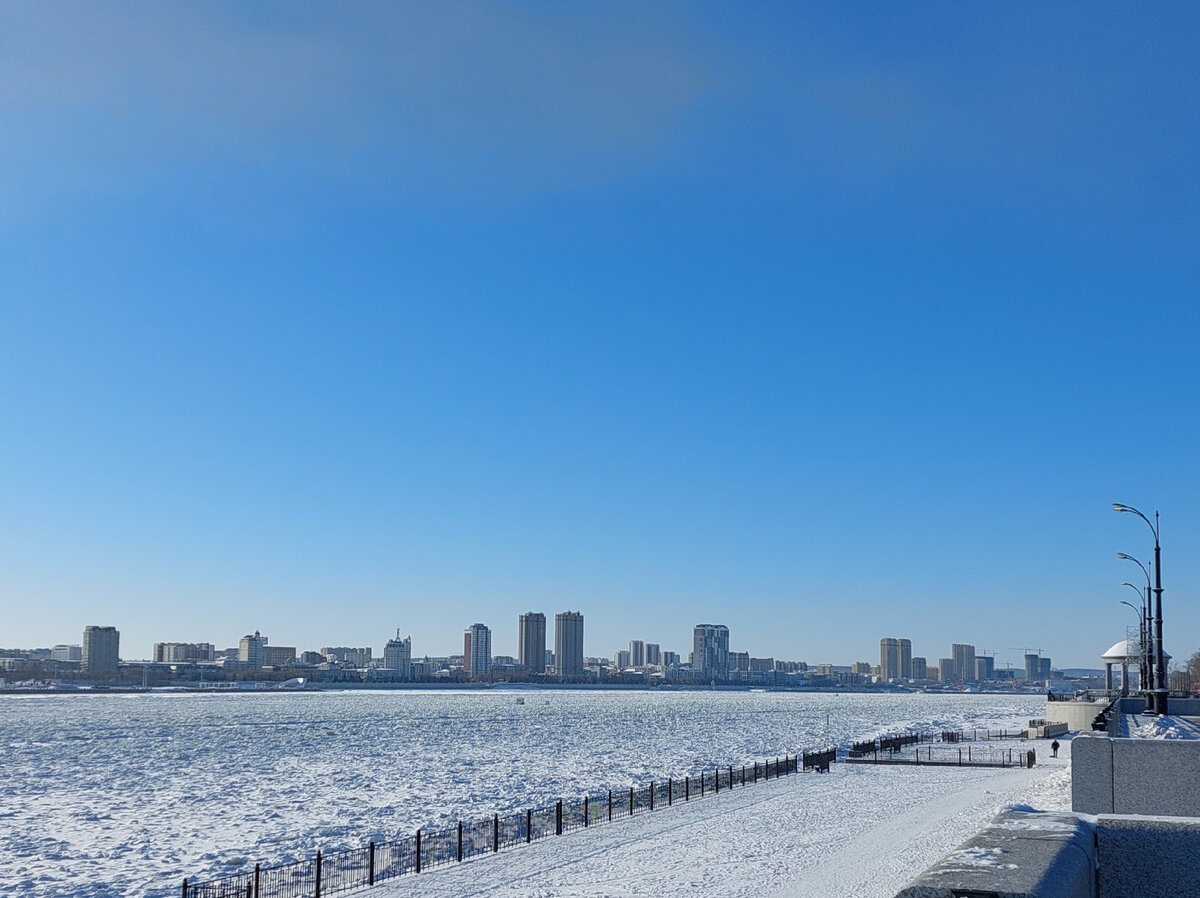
[0,689,1065,897]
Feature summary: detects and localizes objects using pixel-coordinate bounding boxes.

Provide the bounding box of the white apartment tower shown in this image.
[693,624,730,681]
[464,623,492,678]
[879,637,913,681]
[384,629,412,680]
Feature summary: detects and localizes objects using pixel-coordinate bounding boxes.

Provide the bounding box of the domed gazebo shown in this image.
[1101,638,1171,696]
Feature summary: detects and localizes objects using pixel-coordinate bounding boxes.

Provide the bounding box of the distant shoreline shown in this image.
[0,682,1042,697]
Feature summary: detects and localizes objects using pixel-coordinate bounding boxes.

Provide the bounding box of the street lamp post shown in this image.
[1119,597,1145,698]
[1118,550,1153,703]
[1114,504,1166,715]
[1120,583,1149,696]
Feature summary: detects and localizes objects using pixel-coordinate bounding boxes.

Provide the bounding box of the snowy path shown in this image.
[374,743,1072,898]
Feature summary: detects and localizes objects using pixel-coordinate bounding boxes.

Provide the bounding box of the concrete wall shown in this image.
[894,811,1200,898]
[1044,700,1110,733]
[1072,733,1200,816]
[1097,816,1200,898]
[894,809,1095,898]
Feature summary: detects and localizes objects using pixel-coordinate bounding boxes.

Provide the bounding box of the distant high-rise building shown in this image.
[555,611,584,678]
[82,626,119,678]
[614,649,631,669]
[629,640,645,667]
[938,657,956,684]
[265,646,296,667]
[662,651,680,668]
[52,644,82,663]
[645,643,661,666]
[693,624,730,680]
[518,613,547,674]
[239,631,269,668]
[154,642,215,664]
[879,638,912,681]
[911,657,928,680]
[951,644,976,683]
[464,624,492,678]
[976,655,995,681]
[852,661,872,676]
[730,651,750,673]
[1024,653,1041,683]
[384,630,412,679]
[1039,657,1052,681]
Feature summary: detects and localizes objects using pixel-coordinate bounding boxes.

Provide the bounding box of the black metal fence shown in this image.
[182,748,834,898]
[846,730,927,758]
[844,745,1036,769]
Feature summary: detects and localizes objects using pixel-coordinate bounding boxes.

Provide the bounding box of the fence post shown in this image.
[315,850,322,898]
[458,821,463,862]
[754,762,758,783]
[650,783,654,811]
[608,789,613,821]
[584,795,589,827]
[729,764,734,786]
[668,777,673,806]
[527,809,532,843]
[557,801,563,835]
[494,813,499,853]
[255,862,260,897]
[715,768,719,793]
[686,776,690,801]
[700,772,704,797]
[368,844,374,886]
[629,787,634,815]
[182,879,187,898]
[416,830,421,874]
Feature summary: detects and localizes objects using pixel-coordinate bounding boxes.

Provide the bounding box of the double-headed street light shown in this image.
[1114,503,1165,714]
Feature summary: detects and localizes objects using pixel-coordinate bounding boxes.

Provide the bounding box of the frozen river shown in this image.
[1,688,1047,897]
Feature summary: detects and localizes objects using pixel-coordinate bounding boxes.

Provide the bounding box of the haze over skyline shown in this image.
[3,3,1199,669]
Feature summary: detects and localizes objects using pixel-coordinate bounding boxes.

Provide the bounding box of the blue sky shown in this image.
[3,3,1199,669]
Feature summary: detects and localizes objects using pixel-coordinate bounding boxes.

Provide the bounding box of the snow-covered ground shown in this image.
[0,689,1062,898]
[373,736,1072,898]
[1119,712,1200,740]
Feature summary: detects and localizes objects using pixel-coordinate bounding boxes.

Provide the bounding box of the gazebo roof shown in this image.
[1102,638,1171,662]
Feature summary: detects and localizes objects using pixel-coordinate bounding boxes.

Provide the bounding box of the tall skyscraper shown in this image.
[879,637,912,681]
[912,656,928,680]
[554,611,584,678]
[1025,653,1040,683]
[239,631,269,668]
[976,655,995,681]
[693,624,729,681]
[629,640,645,667]
[518,612,547,674]
[645,643,661,666]
[939,657,957,684]
[464,623,492,678]
[951,644,976,683]
[82,626,119,678]
[384,629,412,680]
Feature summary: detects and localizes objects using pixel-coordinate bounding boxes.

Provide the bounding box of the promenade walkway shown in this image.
[373,739,1071,898]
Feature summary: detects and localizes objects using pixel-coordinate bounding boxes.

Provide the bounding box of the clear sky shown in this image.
[3,3,1199,670]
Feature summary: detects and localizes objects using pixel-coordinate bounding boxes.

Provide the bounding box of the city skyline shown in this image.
[3,6,1199,670]
[7,614,1068,678]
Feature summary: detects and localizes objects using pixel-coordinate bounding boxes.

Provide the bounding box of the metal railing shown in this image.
[182,747,834,898]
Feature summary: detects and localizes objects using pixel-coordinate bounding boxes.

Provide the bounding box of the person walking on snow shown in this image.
[1051,739,1060,758]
